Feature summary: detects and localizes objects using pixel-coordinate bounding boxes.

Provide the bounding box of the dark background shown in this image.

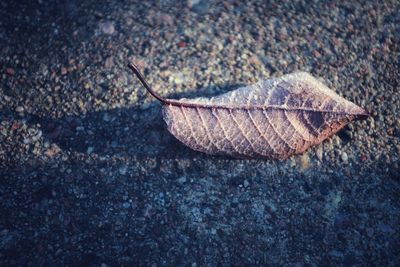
[1,0,399,266]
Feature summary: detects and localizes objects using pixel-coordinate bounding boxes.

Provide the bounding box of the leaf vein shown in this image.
[228,109,262,156]
[262,110,296,151]
[246,110,278,156]
[195,107,221,152]
[211,108,239,154]
[179,106,205,150]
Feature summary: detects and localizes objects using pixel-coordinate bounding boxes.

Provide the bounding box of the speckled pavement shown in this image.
[1,1,399,266]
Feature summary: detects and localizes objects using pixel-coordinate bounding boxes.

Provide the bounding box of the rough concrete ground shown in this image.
[0,0,399,266]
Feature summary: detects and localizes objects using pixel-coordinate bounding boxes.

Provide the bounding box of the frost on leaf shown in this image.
[129,64,368,159]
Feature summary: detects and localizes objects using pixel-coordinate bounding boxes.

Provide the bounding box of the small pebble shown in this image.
[6,68,15,76]
[187,0,200,8]
[341,152,348,163]
[316,146,323,161]
[15,106,24,113]
[178,41,186,48]
[61,67,67,75]
[119,165,128,175]
[100,21,115,35]
[105,57,114,68]
[177,176,187,184]
[300,153,310,170]
[44,144,61,157]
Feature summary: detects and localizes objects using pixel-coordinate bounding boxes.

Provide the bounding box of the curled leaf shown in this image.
[128,63,368,159]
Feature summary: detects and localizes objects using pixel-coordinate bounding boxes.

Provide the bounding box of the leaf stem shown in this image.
[128,63,168,104]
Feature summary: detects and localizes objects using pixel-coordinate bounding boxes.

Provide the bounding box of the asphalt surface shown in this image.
[1,0,399,266]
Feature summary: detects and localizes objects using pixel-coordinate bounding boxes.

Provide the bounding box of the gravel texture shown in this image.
[1,0,399,266]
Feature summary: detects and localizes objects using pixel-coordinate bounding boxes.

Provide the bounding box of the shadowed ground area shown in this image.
[0,0,399,266]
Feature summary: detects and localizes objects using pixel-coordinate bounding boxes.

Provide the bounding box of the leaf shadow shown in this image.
[26,83,245,159]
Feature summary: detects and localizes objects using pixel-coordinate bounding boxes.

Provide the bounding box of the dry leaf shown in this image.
[128,63,368,159]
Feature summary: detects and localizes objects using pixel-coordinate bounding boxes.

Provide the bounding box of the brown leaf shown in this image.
[128,63,368,159]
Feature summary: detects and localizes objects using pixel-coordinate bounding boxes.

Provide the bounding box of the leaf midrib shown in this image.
[165,99,360,116]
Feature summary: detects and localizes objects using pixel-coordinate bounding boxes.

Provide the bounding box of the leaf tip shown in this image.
[355,107,370,121]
